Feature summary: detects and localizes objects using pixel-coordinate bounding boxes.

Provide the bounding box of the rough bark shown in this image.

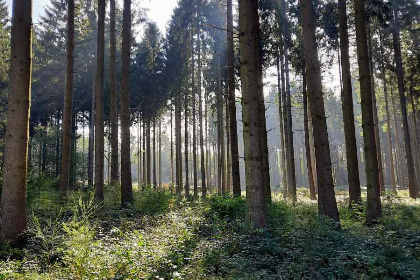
[338,0,361,205]
[300,0,339,221]
[120,0,133,205]
[59,0,74,197]
[238,0,267,228]
[392,10,418,198]
[109,0,119,185]
[94,0,105,201]
[1,0,32,243]
[354,0,382,223]
[227,0,241,197]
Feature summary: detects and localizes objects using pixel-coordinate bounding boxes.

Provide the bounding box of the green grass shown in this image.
[1,180,420,279]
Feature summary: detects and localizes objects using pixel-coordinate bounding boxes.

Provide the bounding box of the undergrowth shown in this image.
[0,179,419,280]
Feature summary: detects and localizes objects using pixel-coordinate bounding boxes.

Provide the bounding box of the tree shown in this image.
[354,0,382,223]
[227,0,241,197]
[59,0,75,197]
[94,0,105,201]
[299,0,339,221]
[238,0,268,228]
[109,0,119,185]
[1,0,32,242]
[121,0,133,205]
[338,0,361,205]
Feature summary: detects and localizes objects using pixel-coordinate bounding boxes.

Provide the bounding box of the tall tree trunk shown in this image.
[55,111,61,178]
[217,56,225,193]
[338,0,361,205]
[391,85,402,187]
[109,0,119,185]
[146,119,151,185]
[227,0,241,197]
[143,121,146,185]
[280,50,289,196]
[94,0,105,201]
[380,33,397,194]
[159,118,162,187]
[1,0,32,243]
[392,9,418,198]
[367,26,385,194]
[238,0,268,228]
[302,69,316,200]
[354,0,382,223]
[276,54,288,198]
[120,0,133,205]
[185,91,190,197]
[138,118,141,184]
[300,0,339,221]
[198,26,206,198]
[192,36,198,198]
[59,0,74,197]
[88,98,94,188]
[175,95,182,194]
[153,119,157,186]
[226,95,231,192]
[171,103,175,188]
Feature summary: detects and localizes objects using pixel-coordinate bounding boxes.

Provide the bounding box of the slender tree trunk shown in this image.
[171,103,175,187]
[276,54,288,198]
[175,95,182,194]
[198,28,206,198]
[300,0,339,221]
[146,119,151,185]
[380,33,397,194]
[367,26,385,194]
[153,119,157,186]
[94,0,105,201]
[143,121,146,184]
[391,85,402,187]
[354,0,382,223]
[302,70,316,200]
[159,118,162,187]
[88,98,94,188]
[55,111,61,178]
[238,0,268,228]
[338,0,361,205]
[120,0,133,205]
[226,95,231,192]
[280,50,289,197]
[185,90,190,197]
[138,118,141,184]
[109,0,119,185]
[217,56,225,193]
[227,0,240,197]
[392,10,418,198]
[59,0,74,197]
[192,36,198,198]
[1,0,32,243]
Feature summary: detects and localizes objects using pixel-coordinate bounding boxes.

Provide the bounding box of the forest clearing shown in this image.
[1,0,420,278]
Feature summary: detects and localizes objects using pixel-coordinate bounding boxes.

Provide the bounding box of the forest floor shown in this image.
[1,176,420,279]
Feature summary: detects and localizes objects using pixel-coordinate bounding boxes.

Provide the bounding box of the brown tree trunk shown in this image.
[185,90,190,197]
[300,0,339,221]
[146,120,151,185]
[175,95,182,194]
[120,0,133,205]
[59,0,74,197]
[338,0,361,205]
[238,0,267,228]
[227,0,241,197]
[354,0,382,223]
[217,55,225,193]
[94,0,105,201]
[1,0,32,243]
[192,35,198,198]
[380,33,397,194]
[153,118,157,186]
[198,27,206,198]
[159,118,162,187]
[302,70,316,200]
[171,103,175,187]
[109,0,119,185]
[392,9,418,198]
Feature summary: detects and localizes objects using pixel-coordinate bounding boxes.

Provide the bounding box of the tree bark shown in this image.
[109,0,119,185]
[354,0,382,223]
[227,0,241,197]
[338,0,361,205]
[198,26,206,198]
[300,0,339,221]
[1,0,32,243]
[392,9,418,198]
[153,118,157,186]
[94,0,105,201]
[59,0,74,197]
[238,0,268,228]
[120,0,133,205]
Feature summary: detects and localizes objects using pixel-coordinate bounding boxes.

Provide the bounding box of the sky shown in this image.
[5,0,178,34]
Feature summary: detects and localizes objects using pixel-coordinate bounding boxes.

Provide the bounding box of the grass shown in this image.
[1,178,420,279]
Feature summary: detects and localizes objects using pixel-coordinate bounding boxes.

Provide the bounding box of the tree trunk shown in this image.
[59,0,74,197]
[227,0,241,197]
[185,90,190,197]
[192,35,198,198]
[109,0,119,185]
[238,0,268,228]
[94,0,105,201]
[354,0,382,223]
[159,118,162,187]
[175,95,182,194]
[300,0,339,221]
[380,33,397,194]
[120,0,133,205]
[153,118,157,186]
[302,69,316,200]
[198,26,206,198]
[146,119,151,185]
[171,103,175,188]
[1,0,32,243]
[392,9,418,198]
[338,0,361,205]
[217,56,225,193]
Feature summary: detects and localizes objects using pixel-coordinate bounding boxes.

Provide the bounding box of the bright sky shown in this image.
[5,0,178,34]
